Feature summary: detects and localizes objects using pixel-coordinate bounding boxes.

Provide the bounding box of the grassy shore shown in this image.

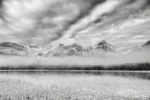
[0,79,149,100]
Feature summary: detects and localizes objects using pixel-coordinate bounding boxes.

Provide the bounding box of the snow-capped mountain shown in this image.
[0,40,115,56]
[45,43,84,56]
[0,42,28,56]
[121,40,150,54]
[134,40,150,51]
[45,40,114,56]
[95,40,114,52]
[142,40,150,47]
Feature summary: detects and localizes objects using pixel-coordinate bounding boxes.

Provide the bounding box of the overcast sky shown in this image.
[0,0,150,48]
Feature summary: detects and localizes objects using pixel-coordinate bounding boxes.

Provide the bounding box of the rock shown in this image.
[95,40,113,52]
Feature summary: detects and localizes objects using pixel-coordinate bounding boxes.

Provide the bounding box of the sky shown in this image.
[0,0,150,48]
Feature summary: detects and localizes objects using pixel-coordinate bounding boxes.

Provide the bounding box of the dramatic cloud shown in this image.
[0,0,150,49]
[59,0,121,40]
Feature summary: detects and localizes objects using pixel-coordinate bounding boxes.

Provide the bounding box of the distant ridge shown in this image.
[0,42,27,55]
[0,40,115,56]
[0,42,25,50]
[143,40,150,47]
[125,40,150,54]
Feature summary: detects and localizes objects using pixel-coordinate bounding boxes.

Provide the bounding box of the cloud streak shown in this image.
[59,0,121,40]
[56,0,150,48]
[0,0,150,49]
[0,0,106,43]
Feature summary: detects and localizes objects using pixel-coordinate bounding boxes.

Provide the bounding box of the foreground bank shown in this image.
[0,73,150,100]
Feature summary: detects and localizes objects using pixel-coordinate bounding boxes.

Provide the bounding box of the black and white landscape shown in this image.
[0,0,150,100]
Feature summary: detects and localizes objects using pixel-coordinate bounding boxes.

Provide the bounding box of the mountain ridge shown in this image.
[0,40,149,56]
[0,42,27,56]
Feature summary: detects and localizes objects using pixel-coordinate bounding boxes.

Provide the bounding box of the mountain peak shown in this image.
[143,40,150,47]
[96,40,109,46]
[99,40,107,44]
[95,40,113,51]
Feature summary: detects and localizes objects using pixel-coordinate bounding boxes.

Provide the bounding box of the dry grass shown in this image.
[0,79,149,100]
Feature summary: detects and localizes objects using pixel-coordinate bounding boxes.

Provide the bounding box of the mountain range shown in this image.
[45,40,114,57]
[0,40,149,57]
[0,42,27,56]
[126,40,150,54]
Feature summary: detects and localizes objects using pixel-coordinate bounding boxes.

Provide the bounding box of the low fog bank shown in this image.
[0,50,150,69]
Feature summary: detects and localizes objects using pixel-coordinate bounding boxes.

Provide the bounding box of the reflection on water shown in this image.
[0,70,150,79]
